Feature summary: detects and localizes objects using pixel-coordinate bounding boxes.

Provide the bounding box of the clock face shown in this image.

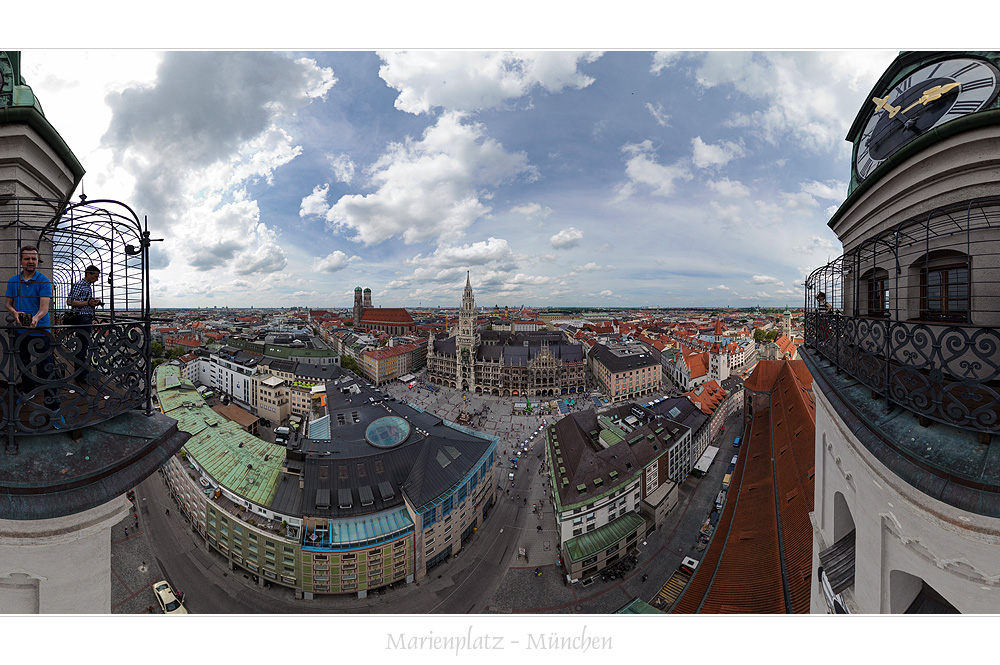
[854,56,1000,181]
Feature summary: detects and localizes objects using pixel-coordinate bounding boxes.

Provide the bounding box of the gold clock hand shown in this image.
[872,95,902,118]
[899,82,961,115]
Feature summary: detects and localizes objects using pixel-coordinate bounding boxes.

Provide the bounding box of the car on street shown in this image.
[152,580,188,614]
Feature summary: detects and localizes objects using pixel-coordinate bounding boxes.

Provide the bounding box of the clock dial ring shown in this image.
[854,56,1000,181]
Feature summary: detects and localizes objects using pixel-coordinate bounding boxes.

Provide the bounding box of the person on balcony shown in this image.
[5,244,63,426]
[816,291,832,315]
[816,291,832,347]
[66,265,102,385]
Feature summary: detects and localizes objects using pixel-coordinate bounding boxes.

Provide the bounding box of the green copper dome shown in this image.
[0,51,85,187]
[0,51,45,115]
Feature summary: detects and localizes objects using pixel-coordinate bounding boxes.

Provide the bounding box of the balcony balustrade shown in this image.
[0,196,154,452]
[804,197,1000,437]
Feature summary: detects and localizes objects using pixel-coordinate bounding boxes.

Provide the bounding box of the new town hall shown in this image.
[426,273,586,397]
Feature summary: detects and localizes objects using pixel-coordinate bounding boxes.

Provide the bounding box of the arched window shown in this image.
[909,249,969,323]
[860,267,890,318]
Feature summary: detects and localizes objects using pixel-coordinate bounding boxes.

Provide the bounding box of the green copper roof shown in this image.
[563,512,644,563]
[155,365,285,507]
[616,598,662,614]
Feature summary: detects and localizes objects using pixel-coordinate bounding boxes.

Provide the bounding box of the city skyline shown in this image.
[23,49,896,309]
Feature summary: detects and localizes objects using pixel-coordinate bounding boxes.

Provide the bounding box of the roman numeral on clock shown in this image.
[857,154,874,176]
[947,100,984,115]
[961,77,994,92]
[950,62,982,78]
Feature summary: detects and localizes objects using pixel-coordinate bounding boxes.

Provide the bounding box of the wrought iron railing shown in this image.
[0,196,154,452]
[2,320,148,435]
[804,196,1000,436]
[804,311,1000,434]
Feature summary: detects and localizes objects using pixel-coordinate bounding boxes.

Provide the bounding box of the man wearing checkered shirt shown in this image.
[66,265,102,383]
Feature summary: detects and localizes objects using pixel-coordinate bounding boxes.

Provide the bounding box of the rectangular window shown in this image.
[920,263,969,322]
[867,274,889,317]
[422,508,437,528]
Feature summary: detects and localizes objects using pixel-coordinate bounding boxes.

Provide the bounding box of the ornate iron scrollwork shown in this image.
[1,197,152,450]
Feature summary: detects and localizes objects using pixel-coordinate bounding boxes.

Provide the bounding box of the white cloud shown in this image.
[800,179,846,201]
[710,201,743,226]
[102,52,335,232]
[646,102,671,127]
[300,183,330,217]
[650,51,683,75]
[377,51,603,114]
[550,227,583,250]
[617,140,691,199]
[693,51,895,152]
[325,112,537,245]
[180,198,287,276]
[751,275,783,286]
[408,237,516,270]
[313,250,356,273]
[329,154,356,184]
[708,284,731,290]
[510,202,553,218]
[691,136,745,169]
[707,177,750,198]
[792,235,838,256]
[578,262,614,272]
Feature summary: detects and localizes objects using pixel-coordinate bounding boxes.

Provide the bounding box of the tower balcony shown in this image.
[803,196,1000,516]
[0,197,156,451]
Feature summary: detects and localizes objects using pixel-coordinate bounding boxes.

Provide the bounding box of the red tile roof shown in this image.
[683,379,727,415]
[166,336,201,348]
[360,308,415,325]
[673,360,815,614]
[681,345,709,379]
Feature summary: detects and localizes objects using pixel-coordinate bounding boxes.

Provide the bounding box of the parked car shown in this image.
[152,580,188,615]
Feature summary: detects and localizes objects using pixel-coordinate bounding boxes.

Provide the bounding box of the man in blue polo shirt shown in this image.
[5,244,62,426]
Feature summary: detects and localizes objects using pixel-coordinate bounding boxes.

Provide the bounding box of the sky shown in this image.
[18,48,900,310]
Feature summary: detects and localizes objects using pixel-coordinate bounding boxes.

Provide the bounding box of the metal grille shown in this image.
[804,197,1000,434]
[0,196,152,450]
